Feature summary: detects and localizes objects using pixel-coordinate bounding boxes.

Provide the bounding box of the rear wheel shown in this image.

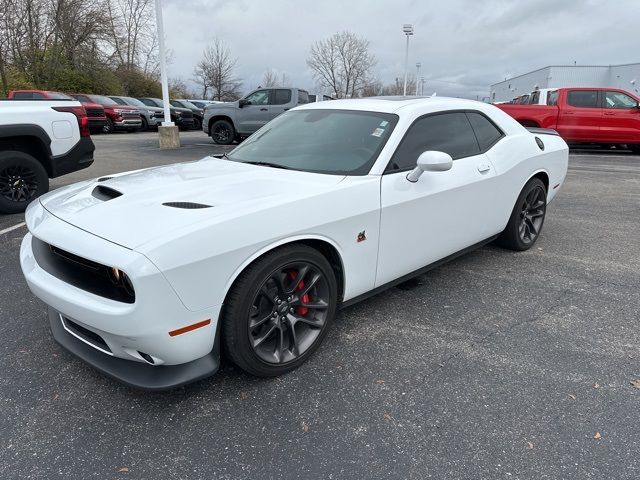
[497,177,547,251]
[0,151,49,214]
[222,245,338,377]
[210,119,235,145]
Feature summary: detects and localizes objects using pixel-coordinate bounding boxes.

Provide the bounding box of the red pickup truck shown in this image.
[496,87,640,153]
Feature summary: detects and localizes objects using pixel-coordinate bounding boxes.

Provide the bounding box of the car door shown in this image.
[557,89,602,141]
[237,89,271,133]
[376,111,503,287]
[600,90,640,143]
[269,89,294,119]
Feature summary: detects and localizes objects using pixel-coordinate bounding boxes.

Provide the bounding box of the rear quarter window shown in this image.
[466,112,503,151]
[297,90,310,104]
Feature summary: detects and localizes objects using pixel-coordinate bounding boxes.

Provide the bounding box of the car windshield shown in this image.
[121,97,146,107]
[227,109,398,175]
[179,100,200,109]
[89,95,118,106]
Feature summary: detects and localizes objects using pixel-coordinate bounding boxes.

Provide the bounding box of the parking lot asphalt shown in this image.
[1,132,639,479]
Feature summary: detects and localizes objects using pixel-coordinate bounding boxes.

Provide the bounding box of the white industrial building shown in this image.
[490,63,640,102]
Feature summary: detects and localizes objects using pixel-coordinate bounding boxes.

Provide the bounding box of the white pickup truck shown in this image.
[0,99,94,213]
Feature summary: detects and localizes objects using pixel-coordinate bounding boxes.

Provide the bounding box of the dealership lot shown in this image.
[1,134,639,479]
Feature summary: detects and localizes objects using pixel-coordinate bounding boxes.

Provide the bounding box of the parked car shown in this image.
[110,96,163,131]
[70,94,142,133]
[137,98,194,130]
[19,97,568,389]
[203,87,310,144]
[0,97,94,213]
[496,87,640,152]
[170,99,204,130]
[8,90,107,133]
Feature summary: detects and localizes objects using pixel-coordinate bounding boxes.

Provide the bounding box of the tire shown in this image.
[141,117,149,131]
[192,116,202,131]
[103,117,115,134]
[629,144,640,154]
[222,244,338,377]
[210,119,235,145]
[0,151,49,214]
[497,177,547,251]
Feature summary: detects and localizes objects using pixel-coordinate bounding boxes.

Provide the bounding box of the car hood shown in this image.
[39,158,346,250]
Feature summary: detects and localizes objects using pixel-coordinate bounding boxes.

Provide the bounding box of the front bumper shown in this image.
[48,306,219,390]
[114,118,143,129]
[20,205,221,389]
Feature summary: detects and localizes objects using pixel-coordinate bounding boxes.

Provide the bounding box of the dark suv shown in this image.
[170,99,204,130]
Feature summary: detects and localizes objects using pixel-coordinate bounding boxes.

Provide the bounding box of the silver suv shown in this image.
[203,88,310,144]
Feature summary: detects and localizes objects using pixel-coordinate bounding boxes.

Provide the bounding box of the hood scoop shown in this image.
[92,185,123,201]
[162,201,212,209]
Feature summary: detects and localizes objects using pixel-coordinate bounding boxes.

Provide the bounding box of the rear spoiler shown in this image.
[526,127,559,136]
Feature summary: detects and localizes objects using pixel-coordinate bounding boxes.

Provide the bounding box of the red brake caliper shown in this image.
[288,271,309,316]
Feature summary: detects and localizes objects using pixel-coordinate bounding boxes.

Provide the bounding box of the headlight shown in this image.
[109,267,134,296]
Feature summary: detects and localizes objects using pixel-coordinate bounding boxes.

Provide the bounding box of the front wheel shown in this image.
[0,151,49,214]
[103,117,115,134]
[192,117,202,131]
[210,119,235,145]
[497,177,547,251]
[222,245,338,377]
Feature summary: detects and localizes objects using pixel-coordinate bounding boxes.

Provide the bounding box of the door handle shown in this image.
[260,108,268,111]
[564,112,574,115]
[284,108,290,111]
[477,163,491,173]
[604,112,615,115]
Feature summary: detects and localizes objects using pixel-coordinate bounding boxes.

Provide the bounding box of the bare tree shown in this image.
[261,68,290,87]
[193,38,242,101]
[105,0,156,71]
[307,31,375,98]
[380,76,417,96]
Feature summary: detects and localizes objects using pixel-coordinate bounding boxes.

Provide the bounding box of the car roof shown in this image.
[296,96,490,114]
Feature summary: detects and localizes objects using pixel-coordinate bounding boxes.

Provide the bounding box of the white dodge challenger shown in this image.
[20,97,568,389]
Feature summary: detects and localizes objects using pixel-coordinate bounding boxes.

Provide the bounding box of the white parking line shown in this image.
[0,222,26,236]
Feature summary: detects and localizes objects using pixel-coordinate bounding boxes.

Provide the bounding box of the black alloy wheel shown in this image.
[103,117,115,134]
[497,177,547,251]
[141,116,149,131]
[222,245,338,377]
[248,262,331,364]
[518,185,546,245]
[210,119,235,145]
[192,116,202,131]
[0,151,49,214]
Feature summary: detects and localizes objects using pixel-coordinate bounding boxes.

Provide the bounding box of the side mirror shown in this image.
[406,151,453,182]
[239,99,250,108]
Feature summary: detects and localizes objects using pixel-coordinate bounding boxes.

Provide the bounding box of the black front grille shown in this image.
[180,111,193,119]
[63,317,112,353]
[32,237,135,303]
[85,108,104,118]
[121,111,140,119]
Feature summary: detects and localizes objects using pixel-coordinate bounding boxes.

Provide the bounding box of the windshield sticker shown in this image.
[379,121,389,127]
[371,127,385,137]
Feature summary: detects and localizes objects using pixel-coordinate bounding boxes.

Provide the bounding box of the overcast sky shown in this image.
[162,0,640,99]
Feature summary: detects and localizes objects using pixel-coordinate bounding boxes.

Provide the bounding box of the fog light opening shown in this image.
[138,351,155,364]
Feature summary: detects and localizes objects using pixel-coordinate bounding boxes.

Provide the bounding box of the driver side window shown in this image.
[386,112,481,172]
[245,90,270,106]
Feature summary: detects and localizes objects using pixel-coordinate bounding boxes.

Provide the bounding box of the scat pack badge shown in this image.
[357,231,366,243]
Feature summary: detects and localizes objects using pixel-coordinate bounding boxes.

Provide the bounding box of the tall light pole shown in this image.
[420,76,425,96]
[154,0,179,148]
[402,24,413,96]
[415,62,421,96]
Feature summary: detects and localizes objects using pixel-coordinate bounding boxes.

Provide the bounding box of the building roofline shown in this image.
[490,62,640,88]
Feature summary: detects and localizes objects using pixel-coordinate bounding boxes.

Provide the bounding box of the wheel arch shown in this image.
[208,114,235,134]
[220,235,346,313]
[518,119,541,128]
[0,125,53,176]
[528,169,549,193]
